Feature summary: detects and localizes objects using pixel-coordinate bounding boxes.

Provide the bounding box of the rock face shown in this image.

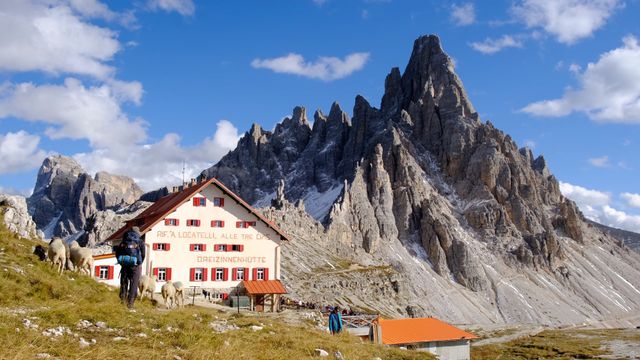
[207,35,640,325]
[27,155,144,245]
[0,194,41,239]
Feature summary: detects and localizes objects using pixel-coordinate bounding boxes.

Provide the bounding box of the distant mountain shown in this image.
[204,35,640,325]
[588,220,640,252]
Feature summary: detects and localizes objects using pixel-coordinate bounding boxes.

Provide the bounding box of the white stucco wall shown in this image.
[93,256,121,287]
[414,340,471,360]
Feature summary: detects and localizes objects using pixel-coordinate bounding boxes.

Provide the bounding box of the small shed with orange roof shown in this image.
[370,317,477,360]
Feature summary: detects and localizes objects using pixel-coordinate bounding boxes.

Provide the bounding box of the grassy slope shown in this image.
[0,222,433,360]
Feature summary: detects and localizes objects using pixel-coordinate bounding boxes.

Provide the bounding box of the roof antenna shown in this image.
[182,160,186,187]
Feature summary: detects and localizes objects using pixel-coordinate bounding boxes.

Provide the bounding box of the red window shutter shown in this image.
[220,198,224,207]
[166,268,172,281]
[190,268,195,281]
[220,220,225,227]
[222,293,229,300]
[232,268,237,281]
[201,244,206,251]
[152,243,158,250]
[164,219,170,225]
[190,244,195,251]
[166,243,171,251]
[264,268,269,281]
[94,266,101,278]
[239,245,244,252]
[223,268,229,281]
[202,268,208,282]
[153,268,159,277]
[252,268,258,281]
[193,198,198,206]
[196,220,201,226]
[176,219,179,226]
[244,267,249,280]
[236,221,241,228]
[228,244,234,251]
[108,266,114,280]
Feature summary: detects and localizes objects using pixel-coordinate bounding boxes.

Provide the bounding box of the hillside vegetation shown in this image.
[0,221,433,360]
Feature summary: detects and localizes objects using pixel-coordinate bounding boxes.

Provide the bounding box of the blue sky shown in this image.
[1,0,640,232]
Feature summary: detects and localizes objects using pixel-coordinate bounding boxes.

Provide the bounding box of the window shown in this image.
[213,197,225,207]
[193,197,206,207]
[164,218,179,226]
[99,266,108,279]
[95,265,113,280]
[214,244,227,252]
[256,268,265,280]
[236,221,257,228]
[187,219,201,227]
[215,268,224,281]
[233,267,246,281]
[190,243,206,251]
[230,244,244,252]
[153,267,172,281]
[210,220,225,228]
[153,243,170,251]
[190,267,206,282]
[251,267,268,281]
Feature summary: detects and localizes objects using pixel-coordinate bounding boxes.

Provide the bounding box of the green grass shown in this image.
[471,329,640,360]
[0,222,434,360]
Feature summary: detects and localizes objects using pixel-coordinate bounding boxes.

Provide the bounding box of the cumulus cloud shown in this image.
[147,0,195,16]
[470,35,524,54]
[588,155,610,168]
[511,0,621,44]
[74,120,240,190]
[621,192,640,208]
[0,131,49,174]
[0,0,122,79]
[0,78,147,149]
[521,36,640,123]
[560,181,640,233]
[251,52,370,81]
[451,3,476,26]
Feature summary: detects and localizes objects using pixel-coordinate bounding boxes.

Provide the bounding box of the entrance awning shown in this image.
[242,280,287,295]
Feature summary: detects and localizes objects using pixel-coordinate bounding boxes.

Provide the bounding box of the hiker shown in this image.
[328,306,343,334]
[114,226,145,309]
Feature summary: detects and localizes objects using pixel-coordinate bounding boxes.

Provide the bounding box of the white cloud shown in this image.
[0,78,147,149]
[559,182,610,207]
[0,131,49,174]
[0,0,122,79]
[524,139,537,149]
[470,35,524,54]
[147,0,195,16]
[621,192,640,208]
[511,0,621,44]
[560,181,640,233]
[74,120,240,190]
[522,36,640,123]
[251,52,370,81]
[451,3,476,26]
[588,155,610,168]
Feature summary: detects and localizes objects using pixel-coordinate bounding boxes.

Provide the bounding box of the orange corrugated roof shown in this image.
[242,280,287,295]
[93,253,115,260]
[107,177,290,242]
[378,317,478,345]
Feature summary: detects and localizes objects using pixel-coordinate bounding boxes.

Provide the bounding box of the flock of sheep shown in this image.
[36,238,185,309]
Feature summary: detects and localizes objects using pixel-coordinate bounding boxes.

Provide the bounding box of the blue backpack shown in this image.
[116,230,142,267]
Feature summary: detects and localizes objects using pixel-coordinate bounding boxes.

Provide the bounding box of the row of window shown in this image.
[152,243,244,252]
[192,197,225,207]
[163,219,257,228]
[96,266,269,282]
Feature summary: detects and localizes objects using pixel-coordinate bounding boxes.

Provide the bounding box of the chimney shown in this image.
[172,186,179,193]
[189,178,196,186]
[198,173,207,183]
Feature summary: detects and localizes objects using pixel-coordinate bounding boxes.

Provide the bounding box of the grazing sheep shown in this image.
[64,242,74,271]
[173,281,185,308]
[138,275,157,300]
[47,238,66,275]
[161,282,177,309]
[33,245,47,261]
[68,241,94,276]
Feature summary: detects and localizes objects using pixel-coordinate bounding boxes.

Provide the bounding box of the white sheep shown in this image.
[68,241,94,276]
[161,282,176,309]
[173,281,185,308]
[64,242,74,271]
[138,275,157,300]
[47,237,66,275]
